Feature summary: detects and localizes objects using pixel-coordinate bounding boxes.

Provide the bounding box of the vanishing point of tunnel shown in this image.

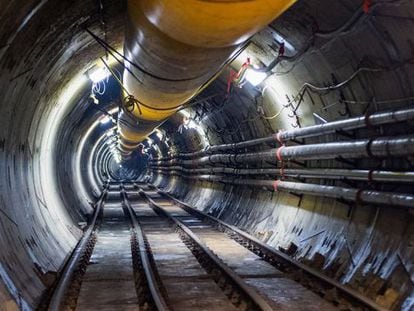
[0,0,413,310]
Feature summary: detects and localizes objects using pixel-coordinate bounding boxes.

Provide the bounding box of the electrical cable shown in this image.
[291,56,414,105]
[179,54,414,138]
[321,96,414,112]
[87,30,248,121]
[92,80,106,95]
[86,28,203,83]
[269,0,407,77]
[262,106,287,120]
[88,28,248,114]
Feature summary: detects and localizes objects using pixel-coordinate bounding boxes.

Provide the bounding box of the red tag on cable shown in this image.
[226,58,251,97]
[363,0,372,13]
[273,180,279,192]
[226,70,237,97]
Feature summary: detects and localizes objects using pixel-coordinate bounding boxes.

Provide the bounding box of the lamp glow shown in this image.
[156,130,163,140]
[88,67,109,84]
[245,69,267,86]
[187,120,198,129]
[100,115,111,124]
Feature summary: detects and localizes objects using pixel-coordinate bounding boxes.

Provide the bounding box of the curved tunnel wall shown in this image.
[0,0,125,307]
[0,0,413,310]
[149,0,414,309]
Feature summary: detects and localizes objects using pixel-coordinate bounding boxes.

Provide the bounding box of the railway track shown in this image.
[46,181,386,311]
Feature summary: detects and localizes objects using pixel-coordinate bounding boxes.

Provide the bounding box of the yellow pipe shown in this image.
[118,0,296,157]
[139,0,296,48]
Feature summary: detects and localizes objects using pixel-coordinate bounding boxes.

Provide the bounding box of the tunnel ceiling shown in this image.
[0,0,414,310]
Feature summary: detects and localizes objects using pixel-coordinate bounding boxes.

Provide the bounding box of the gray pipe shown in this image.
[156,174,414,208]
[151,135,414,166]
[154,106,414,161]
[151,166,414,183]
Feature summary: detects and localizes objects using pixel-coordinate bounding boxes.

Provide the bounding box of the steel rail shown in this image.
[121,187,171,311]
[152,185,388,311]
[138,186,275,311]
[48,183,108,311]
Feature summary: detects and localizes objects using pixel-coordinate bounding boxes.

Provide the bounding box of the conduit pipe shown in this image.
[160,174,414,208]
[154,106,414,161]
[151,166,414,184]
[151,135,414,166]
[118,0,296,158]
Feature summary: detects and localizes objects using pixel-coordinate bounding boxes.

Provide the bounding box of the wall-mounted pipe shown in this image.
[151,166,414,184]
[118,0,296,158]
[157,174,414,208]
[154,106,414,161]
[151,135,414,166]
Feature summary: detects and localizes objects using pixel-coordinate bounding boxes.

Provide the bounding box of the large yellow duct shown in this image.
[118,0,296,157]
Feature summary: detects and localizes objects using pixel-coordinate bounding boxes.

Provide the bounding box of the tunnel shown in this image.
[0,0,413,310]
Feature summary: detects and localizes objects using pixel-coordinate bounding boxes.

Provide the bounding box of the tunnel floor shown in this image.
[76,199,138,310]
[45,181,382,310]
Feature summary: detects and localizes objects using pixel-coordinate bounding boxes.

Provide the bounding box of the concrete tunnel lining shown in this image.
[0,0,413,309]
